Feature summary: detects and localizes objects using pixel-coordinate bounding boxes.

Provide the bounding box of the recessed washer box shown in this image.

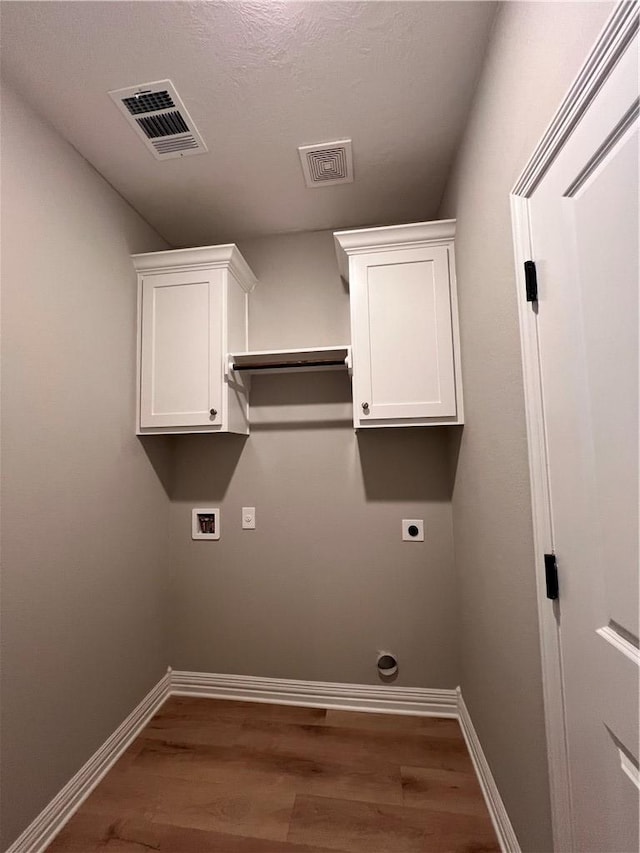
[192,508,220,540]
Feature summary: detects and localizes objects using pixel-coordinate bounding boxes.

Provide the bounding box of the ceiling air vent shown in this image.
[298,139,354,187]
[108,80,207,161]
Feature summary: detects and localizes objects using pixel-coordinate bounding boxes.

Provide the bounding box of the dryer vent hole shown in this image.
[377,652,398,677]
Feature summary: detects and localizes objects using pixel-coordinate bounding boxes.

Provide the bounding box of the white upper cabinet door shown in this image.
[140,268,224,429]
[335,221,462,428]
[352,246,456,421]
[133,244,257,435]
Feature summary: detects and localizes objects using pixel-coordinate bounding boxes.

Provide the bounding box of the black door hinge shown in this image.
[544,553,559,600]
[524,260,538,302]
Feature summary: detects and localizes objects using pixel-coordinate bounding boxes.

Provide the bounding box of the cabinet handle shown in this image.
[361,402,369,412]
[209,408,218,418]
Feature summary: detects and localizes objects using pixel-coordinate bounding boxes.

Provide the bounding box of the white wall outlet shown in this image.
[192,508,220,540]
[242,507,256,529]
[402,519,424,541]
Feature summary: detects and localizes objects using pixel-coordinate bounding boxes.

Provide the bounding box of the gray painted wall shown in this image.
[437,3,613,851]
[168,231,460,688]
[0,84,170,849]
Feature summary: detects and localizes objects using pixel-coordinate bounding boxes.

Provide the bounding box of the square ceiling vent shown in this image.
[108,80,207,160]
[298,139,354,187]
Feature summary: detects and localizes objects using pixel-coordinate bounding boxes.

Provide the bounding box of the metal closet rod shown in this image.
[231,359,347,371]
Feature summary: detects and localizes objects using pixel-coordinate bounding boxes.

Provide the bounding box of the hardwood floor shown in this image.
[47,697,500,852]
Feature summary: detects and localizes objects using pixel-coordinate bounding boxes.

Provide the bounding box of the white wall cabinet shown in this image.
[334,221,463,428]
[132,245,257,434]
[134,221,461,435]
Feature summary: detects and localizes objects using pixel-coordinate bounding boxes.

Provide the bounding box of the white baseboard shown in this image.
[7,670,520,853]
[171,670,459,717]
[6,670,171,853]
[457,688,521,853]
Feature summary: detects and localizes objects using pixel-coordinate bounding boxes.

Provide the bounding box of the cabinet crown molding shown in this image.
[132,244,257,292]
[333,219,456,282]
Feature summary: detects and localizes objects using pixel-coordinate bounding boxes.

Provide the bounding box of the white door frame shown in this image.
[509,3,639,851]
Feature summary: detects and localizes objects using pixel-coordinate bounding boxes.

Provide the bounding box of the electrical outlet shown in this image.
[402,519,424,541]
[242,507,256,529]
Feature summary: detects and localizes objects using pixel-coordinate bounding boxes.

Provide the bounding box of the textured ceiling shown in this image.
[0,1,496,247]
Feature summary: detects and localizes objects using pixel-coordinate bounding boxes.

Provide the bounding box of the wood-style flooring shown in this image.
[47,696,500,852]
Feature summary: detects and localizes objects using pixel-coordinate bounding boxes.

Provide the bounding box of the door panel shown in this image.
[352,246,456,420]
[565,126,639,637]
[140,269,223,428]
[528,32,638,853]
[151,280,210,417]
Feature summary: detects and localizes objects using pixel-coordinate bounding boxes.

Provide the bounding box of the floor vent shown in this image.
[109,80,207,160]
[298,139,354,187]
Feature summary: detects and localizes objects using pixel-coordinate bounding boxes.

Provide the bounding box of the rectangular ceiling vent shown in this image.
[108,80,207,161]
[298,139,354,187]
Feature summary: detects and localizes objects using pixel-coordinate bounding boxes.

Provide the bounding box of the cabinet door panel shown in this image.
[140,270,223,428]
[353,246,456,420]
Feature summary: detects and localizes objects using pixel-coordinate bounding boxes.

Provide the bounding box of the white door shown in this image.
[140,269,224,429]
[351,246,456,422]
[526,28,638,853]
